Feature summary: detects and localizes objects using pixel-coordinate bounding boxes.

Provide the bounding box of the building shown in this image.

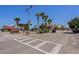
[2,25,18,32]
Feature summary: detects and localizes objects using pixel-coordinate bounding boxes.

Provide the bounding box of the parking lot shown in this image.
[0,31,79,54]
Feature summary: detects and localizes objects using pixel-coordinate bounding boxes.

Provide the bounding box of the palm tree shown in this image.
[47,19,52,32]
[41,12,45,24]
[42,15,48,26]
[48,19,52,26]
[14,17,21,26]
[40,12,45,16]
[26,5,33,34]
[34,25,37,31]
[35,13,42,30]
[41,15,48,33]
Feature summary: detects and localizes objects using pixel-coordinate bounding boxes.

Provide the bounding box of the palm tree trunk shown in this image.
[16,21,18,26]
[44,19,47,32]
[37,16,39,31]
[45,19,47,27]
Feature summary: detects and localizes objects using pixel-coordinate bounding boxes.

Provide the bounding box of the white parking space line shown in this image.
[34,38,61,46]
[17,36,29,40]
[19,39,30,41]
[16,36,61,45]
[17,37,61,46]
[35,41,47,48]
[14,36,63,54]
[16,36,35,42]
[27,39,38,44]
[14,39,48,54]
[50,44,63,54]
[71,37,78,42]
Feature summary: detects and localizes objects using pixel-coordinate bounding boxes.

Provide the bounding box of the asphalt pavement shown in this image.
[0,31,79,54]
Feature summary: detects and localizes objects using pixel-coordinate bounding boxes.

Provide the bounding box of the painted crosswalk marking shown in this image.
[14,36,63,54]
[27,39,38,44]
[50,44,63,54]
[14,39,48,54]
[35,41,47,48]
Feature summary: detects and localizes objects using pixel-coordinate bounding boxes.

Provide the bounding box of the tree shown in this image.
[42,15,48,26]
[40,12,45,24]
[34,25,37,31]
[14,17,21,26]
[19,23,28,31]
[35,13,42,29]
[47,19,52,26]
[68,17,79,28]
[26,5,33,34]
[68,17,79,33]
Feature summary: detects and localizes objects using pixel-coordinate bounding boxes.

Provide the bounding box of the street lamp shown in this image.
[26,5,32,34]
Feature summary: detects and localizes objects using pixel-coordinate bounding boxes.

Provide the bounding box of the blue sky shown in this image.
[1,5,79,28]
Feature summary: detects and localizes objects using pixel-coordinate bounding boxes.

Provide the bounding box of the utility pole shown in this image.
[26,5,32,35]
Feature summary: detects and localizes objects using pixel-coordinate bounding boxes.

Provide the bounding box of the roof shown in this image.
[2,26,15,30]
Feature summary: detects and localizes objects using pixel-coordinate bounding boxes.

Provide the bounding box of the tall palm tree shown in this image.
[47,19,52,26]
[41,15,48,33]
[26,5,33,34]
[41,12,45,24]
[14,17,21,26]
[42,15,48,26]
[35,13,42,29]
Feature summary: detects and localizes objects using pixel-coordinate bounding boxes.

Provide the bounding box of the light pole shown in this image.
[26,5,32,34]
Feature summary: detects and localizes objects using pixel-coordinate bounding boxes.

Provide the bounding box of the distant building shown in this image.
[53,24,67,30]
[54,24,62,28]
[2,25,18,32]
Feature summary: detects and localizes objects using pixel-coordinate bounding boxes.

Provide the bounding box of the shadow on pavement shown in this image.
[63,31,75,34]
